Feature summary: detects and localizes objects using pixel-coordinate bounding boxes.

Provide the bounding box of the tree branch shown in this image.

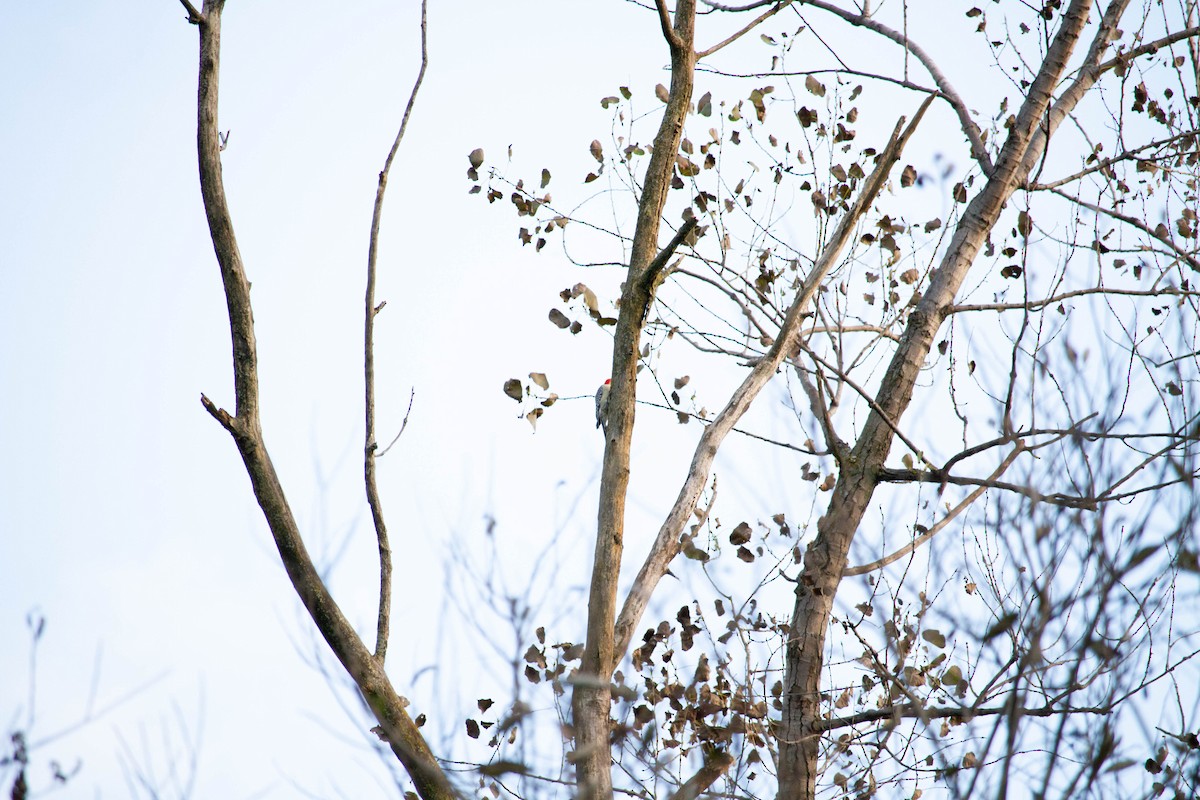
[1097,25,1200,74]
[1017,0,1131,178]
[1047,186,1200,272]
[701,0,784,11]
[189,4,452,798]
[637,217,698,310]
[655,0,683,50]
[874,466,1100,509]
[949,286,1200,314]
[177,0,203,24]
[576,4,697,798]
[795,360,846,461]
[697,2,791,59]
[667,748,735,800]
[697,63,940,99]
[818,700,1111,733]
[377,388,416,459]
[365,0,428,667]
[778,3,1098,795]
[798,342,939,474]
[1026,130,1199,191]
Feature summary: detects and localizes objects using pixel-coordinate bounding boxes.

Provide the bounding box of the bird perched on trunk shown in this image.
[595,379,612,433]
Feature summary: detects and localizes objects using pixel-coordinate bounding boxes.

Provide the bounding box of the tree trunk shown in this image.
[774,2,1097,797]
[572,4,695,799]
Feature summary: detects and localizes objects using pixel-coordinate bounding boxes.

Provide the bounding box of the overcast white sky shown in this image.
[1,1,1154,797]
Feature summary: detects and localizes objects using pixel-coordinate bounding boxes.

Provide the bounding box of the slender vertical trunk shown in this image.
[572,4,695,799]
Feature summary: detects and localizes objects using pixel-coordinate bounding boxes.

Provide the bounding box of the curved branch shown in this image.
[702,0,784,11]
[1026,130,1199,191]
[874,466,1102,509]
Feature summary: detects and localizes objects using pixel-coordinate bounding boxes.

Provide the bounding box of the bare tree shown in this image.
[484,2,1200,799]
[181,0,1200,798]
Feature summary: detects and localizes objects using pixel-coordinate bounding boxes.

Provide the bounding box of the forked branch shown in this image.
[188,3,452,798]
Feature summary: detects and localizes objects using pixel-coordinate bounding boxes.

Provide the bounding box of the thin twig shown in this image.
[636,397,826,454]
[795,360,846,460]
[377,389,416,458]
[1026,130,1199,190]
[1047,186,1200,272]
[818,700,1111,733]
[701,0,781,10]
[365,0,428,666]
[949,286,1200,314]
[697,63,939,97]
[939,415,1097,474]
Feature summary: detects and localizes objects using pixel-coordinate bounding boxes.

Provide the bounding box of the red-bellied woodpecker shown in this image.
[595,379,612,432]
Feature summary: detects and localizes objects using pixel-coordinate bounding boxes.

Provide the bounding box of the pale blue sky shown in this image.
[0,3,765,795]
[3,2,1171,797]
[0,3,659,794]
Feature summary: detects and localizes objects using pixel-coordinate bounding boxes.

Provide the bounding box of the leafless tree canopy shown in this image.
[184,1,1199,799]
